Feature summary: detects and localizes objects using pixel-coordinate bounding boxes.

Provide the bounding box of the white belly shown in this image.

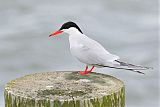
[70,43,90,64]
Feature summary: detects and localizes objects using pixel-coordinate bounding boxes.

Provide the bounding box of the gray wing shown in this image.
[78,36,120,65]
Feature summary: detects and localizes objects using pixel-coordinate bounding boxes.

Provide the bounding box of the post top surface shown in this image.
[5,71,124,101]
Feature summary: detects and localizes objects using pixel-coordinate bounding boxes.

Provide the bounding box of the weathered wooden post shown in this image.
[4,71,125,107]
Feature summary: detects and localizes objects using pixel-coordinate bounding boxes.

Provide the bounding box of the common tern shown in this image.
[49,21,151,74]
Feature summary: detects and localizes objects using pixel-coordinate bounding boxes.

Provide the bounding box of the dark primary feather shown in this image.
[115,60,153,70]
[93,60,152,75]
[101,65,145,74]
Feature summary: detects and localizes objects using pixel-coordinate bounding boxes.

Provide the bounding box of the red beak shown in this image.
[49,30,63,37]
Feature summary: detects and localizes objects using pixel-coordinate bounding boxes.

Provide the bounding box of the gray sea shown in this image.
[0,0,159,107]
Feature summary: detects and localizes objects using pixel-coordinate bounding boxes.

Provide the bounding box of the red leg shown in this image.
[79,66,95,74]
[87,66,95,73]
[79,66,88,74]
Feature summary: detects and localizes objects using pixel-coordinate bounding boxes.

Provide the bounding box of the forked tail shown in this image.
[115,60,152,70]
[100,60,152,74]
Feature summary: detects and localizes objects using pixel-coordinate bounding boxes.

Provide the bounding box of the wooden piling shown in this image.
[4,71,125,107]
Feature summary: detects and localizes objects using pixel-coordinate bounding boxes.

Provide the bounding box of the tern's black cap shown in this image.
[59,21,83,34]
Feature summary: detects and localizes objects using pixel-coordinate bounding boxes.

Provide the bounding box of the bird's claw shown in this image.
[79,71,88,75]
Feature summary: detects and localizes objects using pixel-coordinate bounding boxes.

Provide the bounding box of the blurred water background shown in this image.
[0,0,159,107]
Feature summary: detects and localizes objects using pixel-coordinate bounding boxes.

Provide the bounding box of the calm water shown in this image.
[0,0,159,107]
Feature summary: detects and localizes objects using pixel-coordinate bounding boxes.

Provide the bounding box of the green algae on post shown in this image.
[4,71,125,107]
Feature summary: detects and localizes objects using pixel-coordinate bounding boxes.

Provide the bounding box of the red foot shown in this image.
[79,71,88,74]
[79,66,95,75]
[79,66,88,75]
